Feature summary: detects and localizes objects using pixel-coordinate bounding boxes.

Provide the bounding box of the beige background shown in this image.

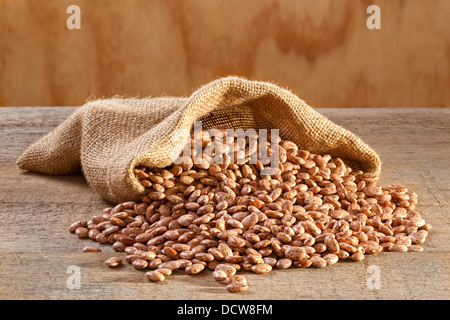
[0,0,449,107]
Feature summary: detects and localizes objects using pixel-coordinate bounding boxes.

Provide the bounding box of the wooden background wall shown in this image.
[0,0,449,108]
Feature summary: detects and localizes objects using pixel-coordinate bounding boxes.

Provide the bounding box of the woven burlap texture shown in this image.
[17,76,382,204]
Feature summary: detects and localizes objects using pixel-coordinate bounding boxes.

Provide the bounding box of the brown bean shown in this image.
[284,246,306,261]
[351,252,365,262]
[157,267,173,276]
[227,236,246,248]
[407,245,424,252]
[75,227,89,239]
[95,233,108,244]
[389,244,409,252]
[110,217,127,227]
[148,258,162,269]
[324,235,340,254]
[254,239,271,249]
[225,275,247,285]
[105,257,122,268]
[251,263,272,274]
[103,225,119,236]
[323,253,339,266]
[69,220,87,232]
[132,259,148,270]
[83,246,101,252]
[215,264,237,276]
[145,270,165,282]
[227,282,249,293]
[185,263,205,275]
[158,260,181,271]
[212,270,228,282]
[276,258,292,269]
[276,232,292,243]
[162,246,179,260]
[293,258,312,268]
[140,251,157,260]
[195,252,215,262]
[310,256,327,268]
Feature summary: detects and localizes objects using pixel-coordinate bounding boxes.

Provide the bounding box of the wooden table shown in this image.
[1,107,449,300]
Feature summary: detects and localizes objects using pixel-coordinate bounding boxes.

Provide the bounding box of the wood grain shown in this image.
[0,0,449,108]
[0,106,449,299]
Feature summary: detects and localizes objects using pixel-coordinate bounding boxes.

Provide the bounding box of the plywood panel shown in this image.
[0,0,449,107]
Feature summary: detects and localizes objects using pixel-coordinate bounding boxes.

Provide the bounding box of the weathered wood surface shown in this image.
[0,107,449,300]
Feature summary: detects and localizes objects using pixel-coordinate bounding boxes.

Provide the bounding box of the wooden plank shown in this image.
[0,107,78,162]
[0,1,449,108]
[0,251,447,300]
[0,107,449,299]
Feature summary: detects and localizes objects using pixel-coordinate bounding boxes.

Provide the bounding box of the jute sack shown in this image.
[17,76,381,204]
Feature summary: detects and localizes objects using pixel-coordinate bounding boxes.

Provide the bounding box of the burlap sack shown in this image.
[17,76,381,204]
